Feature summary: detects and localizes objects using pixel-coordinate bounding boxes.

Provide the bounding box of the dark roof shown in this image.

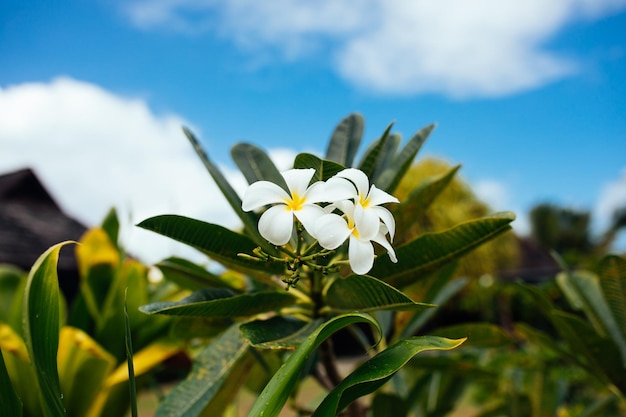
[0,168,87,271]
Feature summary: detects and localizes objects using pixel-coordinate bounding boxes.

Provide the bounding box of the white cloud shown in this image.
[117,0,626,97]
[474,179,509,211]
[594,170,626,249]
[0,77,247,264]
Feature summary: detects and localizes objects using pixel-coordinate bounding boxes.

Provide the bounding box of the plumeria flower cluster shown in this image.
[242,167,399,275]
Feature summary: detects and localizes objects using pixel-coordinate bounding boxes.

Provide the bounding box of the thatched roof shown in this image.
[0,168,87,272]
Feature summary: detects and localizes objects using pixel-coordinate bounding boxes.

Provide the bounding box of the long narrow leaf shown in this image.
[357,122,394,178]
[372,212,515,288]
[23,242,73,417]
[140,289,298,318]
[376,123,436,193]
[124,295,138,417]
[247,312,381,417]
[311,336,465,417]
[0,349,22,417]
[325,113,364,166]
[231,143,288,189]
[598,256,626,343]
[137,215,285,276]
[182,127,275,253]
[156,325,248,417]
[324,275,434,313]
[156,257,244,292]
[57,327,116,417]
[557,269,626,363]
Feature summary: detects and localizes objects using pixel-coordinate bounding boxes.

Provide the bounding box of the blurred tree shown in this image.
[529,203,626,266]
[393,157,519,279]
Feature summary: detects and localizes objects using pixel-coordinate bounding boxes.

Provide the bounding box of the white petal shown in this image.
[367,185,399,206]
[372,232,398,263]
[336,168,370,197]
[324,176,358,201]
[302,181,328,204]
[282,168,315,196]
[354,203,379,240]
[315,214,352,249]
[242,181,290,211]
[293,204,327,238]
[348,236,375,275]
[333,200,355,218]
[373,206,396,241]
[258,205,294,245]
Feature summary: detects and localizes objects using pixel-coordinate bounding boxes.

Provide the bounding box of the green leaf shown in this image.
[433,323,511,348]
[0,323,41,417]
[137,215,285,276]
[23,242,74,417]
[155,325,249,417]
[551,311,626,393]
[182,127,276,254]
[311,336,465,417]
[0,265,24,333]
[239,317,310,348]
[324,275,434,313]
[372,393,408,417]
[140,289,297,318]
[598,255,626,344]
[398,264,464,339]
[556,269,626,363]
[325,113,364,166]
[247,312,381,417]
[356,122,394,178]
[101,207,120,248]
[376,123,436,193]
[294,153,346,181]
[394,165,461,242]
[156,257,241,291]
[372,212,515,288]
[124,295,138,417]
[57,327,116,417]
[0,349,22,417]
[231,142,288,189]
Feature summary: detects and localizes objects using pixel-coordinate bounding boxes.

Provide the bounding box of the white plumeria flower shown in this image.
[326,168,399,242]
[315,200,398,275]
[242,168,344,246]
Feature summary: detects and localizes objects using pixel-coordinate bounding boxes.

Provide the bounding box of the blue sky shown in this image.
[1,0,626,261]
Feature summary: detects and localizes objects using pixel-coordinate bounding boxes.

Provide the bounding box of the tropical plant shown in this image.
[0,209,182,417]
[0,113,516,417]
[131,113,515,417]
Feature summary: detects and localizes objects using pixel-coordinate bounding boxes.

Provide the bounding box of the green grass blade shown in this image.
[23,242,74,417]
[124,292,138,417]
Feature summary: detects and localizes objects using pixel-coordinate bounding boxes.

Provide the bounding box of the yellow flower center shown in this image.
[286,192,306,211]
[359,193,370,208]
[347,217,360,238]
